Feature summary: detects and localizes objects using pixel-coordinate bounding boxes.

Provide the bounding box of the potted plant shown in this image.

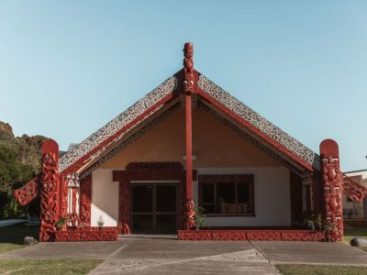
[315,214,323,230]
[55,217,67,231]
[97,216,104,230]
[194,207,207,231]
[305,219,315,231]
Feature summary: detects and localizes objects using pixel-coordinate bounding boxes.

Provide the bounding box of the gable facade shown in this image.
[13,43,366,242]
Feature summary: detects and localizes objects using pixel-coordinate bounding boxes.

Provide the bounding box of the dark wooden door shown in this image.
[132,183,177,233]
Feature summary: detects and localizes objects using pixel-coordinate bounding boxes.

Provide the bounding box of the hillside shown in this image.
[0,121,47,176]
[0,121,48,218]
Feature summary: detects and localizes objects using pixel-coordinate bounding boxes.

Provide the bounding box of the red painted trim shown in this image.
[177,229,325,241]
[196,88,314,172]
[114,162,185,234]
[114,170,130,234]
[80,175,92,226]
[184,93,196,230]
[55,227,118,242]
[62,93,177,175]
[72,187,77,216]
[185,94,193,200]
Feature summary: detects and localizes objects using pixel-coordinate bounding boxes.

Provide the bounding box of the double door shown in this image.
[132,183,177,233]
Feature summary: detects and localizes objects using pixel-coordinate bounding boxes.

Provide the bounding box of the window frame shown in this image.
[198,174,255,217]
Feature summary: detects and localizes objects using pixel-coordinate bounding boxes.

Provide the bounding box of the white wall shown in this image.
[91,169,119,227]
[194,167,291,227]
[345,170,367,185]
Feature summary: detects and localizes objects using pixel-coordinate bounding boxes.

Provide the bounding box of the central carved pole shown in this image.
[183,42,195,229]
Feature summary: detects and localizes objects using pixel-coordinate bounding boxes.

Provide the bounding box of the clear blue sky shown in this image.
[0,1,366,171]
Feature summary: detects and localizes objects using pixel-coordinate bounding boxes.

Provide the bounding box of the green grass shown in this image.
[0,224,39,253]
[0,259,103,275]
[276,264,367,275]
[0,225,103,274]
[0,243,25,253]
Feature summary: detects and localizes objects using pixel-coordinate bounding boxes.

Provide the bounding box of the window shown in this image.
[199,175,254,216]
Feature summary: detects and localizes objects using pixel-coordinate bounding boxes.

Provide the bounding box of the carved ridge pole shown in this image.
[320,139,344,241]
[39,139,60,241]
[183,42,196,229]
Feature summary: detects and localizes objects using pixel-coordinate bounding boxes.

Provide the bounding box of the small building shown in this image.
[343,169,367,221]
[14,43,367,242]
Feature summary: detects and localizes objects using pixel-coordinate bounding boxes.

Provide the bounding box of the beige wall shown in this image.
[94,107,293,228]
[101,108,281,169]
[91,169,119,227]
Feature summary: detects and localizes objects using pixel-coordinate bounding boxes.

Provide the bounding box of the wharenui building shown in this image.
[14,43,367,242]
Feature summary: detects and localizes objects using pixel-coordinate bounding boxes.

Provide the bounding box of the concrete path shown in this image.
[253,241,367,266]
[90,237,278,275]
[2,236,367,274]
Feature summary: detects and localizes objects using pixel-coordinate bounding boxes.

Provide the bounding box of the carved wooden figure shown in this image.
[183,42,195,94]
[39,139,60,241]
[320,139,344,241]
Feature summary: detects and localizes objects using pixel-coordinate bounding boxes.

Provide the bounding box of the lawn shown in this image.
[0,259,103,275]
[276,264,367,275]
[0,224,39,253]
[0,225,103,274]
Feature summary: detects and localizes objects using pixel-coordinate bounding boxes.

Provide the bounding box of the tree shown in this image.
[0,122,46,219]
[0,144,19,193]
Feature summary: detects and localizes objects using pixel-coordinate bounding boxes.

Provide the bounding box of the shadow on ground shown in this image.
[0,224,39,245]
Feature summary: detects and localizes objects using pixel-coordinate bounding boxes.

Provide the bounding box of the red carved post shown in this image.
[80,175,92,226]
[183,42,195,229]
[39,139,60,241]
[320,139,344,241]
[59,176,68,220]
[113,171,130,234]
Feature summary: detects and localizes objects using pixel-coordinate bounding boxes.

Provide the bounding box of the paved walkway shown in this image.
[253,241,367,266]
[90,237,278,275]
[2,236,367,274]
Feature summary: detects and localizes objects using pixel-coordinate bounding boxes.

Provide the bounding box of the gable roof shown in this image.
[197,75,319,170]
[59,76,177,173]
[59,70,319,174]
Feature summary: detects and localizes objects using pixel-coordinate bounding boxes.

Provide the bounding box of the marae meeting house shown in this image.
[13,43,367,242]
